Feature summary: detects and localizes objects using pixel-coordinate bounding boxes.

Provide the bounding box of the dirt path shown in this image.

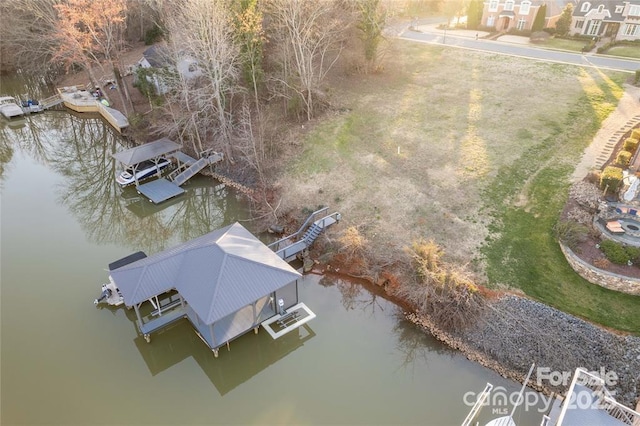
[572,83,640,182]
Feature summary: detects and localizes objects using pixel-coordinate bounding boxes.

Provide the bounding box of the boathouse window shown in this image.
[581,2,590,12]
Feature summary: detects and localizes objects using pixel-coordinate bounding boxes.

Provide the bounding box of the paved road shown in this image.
[398,26,640,73]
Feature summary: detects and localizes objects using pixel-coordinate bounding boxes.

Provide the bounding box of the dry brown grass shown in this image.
[275,39,587,276]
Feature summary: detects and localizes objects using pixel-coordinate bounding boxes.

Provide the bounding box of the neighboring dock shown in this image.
[53,86,129,133]
[112,138,224,204]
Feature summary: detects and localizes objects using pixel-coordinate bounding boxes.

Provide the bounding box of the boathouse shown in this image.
[109,222,309,357]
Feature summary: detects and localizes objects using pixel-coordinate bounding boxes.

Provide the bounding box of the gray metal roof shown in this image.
[110,223,302,325]
[112,137,181,166]
[142,45,171,68]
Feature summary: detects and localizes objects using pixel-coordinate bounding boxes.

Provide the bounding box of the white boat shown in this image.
[116,158,172,186]
[20,98,44,113]
[94,276,125,306]
[94,251,147,306]
[0,96,25,119]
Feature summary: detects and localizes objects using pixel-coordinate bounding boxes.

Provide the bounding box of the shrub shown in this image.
[585,170,601,185]
[616,150,632,167]
[338,226,368,262]
[635,70,640,86]
[597,40,616,53]
[632,129,640,141]
[144,25,163,45]
[626,246,640,263]
[582,39,596,53]
[623,137,639,153]
[600,240,629,264]
[600,166,623,191]
[599,240,640,265]
[397,239,486,331]
[593,258,611,269]
[554,220,589,250]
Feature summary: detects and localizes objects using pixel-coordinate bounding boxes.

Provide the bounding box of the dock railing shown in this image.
[461,383,493,426]
[556,368,640,426]
[267,207,329,253]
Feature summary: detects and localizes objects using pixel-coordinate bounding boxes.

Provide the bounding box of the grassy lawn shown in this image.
[605,45,640,59]
[539,37,589,52]
[279,40,640,333]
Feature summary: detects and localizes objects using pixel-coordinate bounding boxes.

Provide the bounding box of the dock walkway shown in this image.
[268,207,342,262]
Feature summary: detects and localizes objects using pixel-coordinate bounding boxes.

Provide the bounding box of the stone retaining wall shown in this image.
[560,243,640,295]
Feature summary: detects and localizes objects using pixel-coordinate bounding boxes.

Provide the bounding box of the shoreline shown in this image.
[407,294,640,408]
[317,265,640,408]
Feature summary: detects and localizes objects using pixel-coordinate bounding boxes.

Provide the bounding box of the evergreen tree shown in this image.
[466,0,483,30]
[532,3,547,32]
[555,3,574,36]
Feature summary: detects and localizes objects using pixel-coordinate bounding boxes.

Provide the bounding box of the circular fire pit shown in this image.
[618,218,640,236]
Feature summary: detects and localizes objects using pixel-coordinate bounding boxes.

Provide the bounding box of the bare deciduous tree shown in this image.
[161,0,242,161]
[0,0,61,77]
[53,0,133,114]
[264,0,348,120]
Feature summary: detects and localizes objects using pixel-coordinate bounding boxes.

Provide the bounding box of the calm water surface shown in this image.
[1,94,548,425]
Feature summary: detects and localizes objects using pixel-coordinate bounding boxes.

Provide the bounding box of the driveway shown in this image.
[398,23,640,73]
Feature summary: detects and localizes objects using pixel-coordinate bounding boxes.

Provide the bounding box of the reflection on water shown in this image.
[1,110,250,254]
[134,319,315,396]
[1,85,549,426]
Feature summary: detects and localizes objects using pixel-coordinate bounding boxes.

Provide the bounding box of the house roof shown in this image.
[112,137,181,166]
[142,45,171,68]
[110,223,302,325]
[573,0,637,19]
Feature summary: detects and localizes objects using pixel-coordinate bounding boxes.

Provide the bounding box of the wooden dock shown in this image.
[56,86,129,133]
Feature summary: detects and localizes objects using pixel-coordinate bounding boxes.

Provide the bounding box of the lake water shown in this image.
[0,92,549,425]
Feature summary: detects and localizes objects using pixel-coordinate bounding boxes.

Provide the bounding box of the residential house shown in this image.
[136,44,201,95]
[481,0,574,31]
[571,0,640,40]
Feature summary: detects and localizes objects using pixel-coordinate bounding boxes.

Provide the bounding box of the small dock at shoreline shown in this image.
[55,86,129,133]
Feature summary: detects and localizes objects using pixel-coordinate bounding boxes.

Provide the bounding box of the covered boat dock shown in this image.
[109,222,314,357]
[113,138,224,204]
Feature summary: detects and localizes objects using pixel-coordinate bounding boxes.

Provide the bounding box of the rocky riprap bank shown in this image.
[407,295,640,407]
